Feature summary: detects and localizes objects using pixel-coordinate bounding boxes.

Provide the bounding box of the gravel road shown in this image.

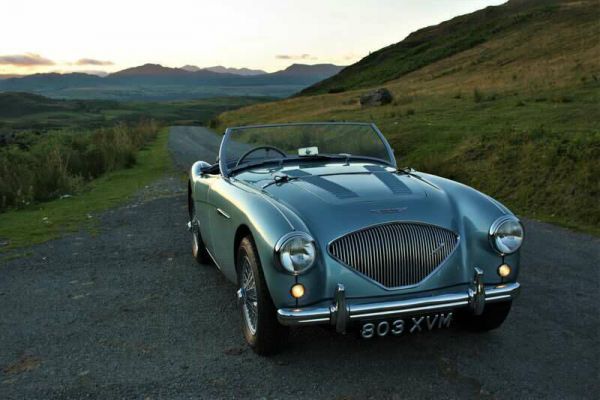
[1,126,598,399]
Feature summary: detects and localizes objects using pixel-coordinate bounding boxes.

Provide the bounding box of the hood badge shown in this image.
[369,207,407,215]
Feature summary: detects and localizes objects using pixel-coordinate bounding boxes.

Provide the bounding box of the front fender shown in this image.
[417,173,521,283]
[203,177,312,308]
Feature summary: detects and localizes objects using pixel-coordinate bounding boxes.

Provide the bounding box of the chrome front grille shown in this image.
[329,223,459,288]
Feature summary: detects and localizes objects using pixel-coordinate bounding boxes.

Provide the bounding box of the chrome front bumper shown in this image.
[277,268,520,333]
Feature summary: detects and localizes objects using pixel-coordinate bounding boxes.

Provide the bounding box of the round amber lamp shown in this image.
[290,283,305,299]
[498,263,511,278]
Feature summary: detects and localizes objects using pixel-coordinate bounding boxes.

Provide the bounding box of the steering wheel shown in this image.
[235,145,287,168]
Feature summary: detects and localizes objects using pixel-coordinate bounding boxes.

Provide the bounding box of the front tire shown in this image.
[458,301,512,332]
[237,236,289,355]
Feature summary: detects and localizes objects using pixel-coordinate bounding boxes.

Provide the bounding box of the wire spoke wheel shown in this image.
[236,235,289,355]
[241,256,258,335]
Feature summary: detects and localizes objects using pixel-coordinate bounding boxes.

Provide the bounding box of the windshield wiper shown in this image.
[261,173,300,189]
[395,166,415,175]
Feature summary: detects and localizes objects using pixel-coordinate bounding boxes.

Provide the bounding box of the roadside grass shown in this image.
[0,128,172,252]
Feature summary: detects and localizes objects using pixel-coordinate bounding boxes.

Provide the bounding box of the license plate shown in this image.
[359,312,453,339]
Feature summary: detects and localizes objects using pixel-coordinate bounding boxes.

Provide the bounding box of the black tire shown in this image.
[189,197,211,265]
[237,236,289,355]
[457,301,512,332]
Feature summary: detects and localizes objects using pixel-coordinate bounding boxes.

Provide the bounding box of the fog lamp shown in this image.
[498,263,511,278]
[290,283,305,299]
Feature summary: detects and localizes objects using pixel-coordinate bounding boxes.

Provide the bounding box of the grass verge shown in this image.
[0,128,171,253]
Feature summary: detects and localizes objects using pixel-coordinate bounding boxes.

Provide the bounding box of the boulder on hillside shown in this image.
[360,88,393,107]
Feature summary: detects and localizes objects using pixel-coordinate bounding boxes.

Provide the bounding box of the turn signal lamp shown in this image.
[290,283,305,299]
[498,263,511,278]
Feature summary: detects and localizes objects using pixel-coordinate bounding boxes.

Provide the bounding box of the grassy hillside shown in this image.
[301,0,598,95]
[217,0,600,234]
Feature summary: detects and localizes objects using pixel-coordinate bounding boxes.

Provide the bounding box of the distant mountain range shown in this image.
[0,63,344,100]
[182,65,267,76]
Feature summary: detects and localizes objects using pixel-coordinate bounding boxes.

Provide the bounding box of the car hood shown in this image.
[236,164,461,242]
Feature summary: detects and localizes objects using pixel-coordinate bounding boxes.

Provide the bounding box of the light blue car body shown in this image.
[189,123,520,312]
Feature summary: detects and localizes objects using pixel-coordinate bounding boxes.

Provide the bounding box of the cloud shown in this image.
[0,53,55,66]
[276,54,316,60]
[74,58,114,66]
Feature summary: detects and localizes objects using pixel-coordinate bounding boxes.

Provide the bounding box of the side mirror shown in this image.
[191,160,212,177]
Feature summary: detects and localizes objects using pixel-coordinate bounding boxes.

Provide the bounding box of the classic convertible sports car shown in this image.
[188,122,523,354]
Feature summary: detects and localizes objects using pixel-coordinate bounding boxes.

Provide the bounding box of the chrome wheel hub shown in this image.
[240,256,258,335]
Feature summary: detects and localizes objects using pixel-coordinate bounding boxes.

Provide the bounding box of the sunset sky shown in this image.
[1,0,506,75]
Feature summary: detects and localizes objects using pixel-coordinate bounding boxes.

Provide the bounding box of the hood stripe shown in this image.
[364,165,412,195]
[285,169,358,199]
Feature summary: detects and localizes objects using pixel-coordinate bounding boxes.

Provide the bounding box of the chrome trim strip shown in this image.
[274,231,315,252]
[277,281,520,328]
[205,247,222,271]
[216,208,231,219]
[351,300,469,319]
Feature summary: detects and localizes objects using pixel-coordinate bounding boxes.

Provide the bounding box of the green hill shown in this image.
[0,92,118,118]
[217,0,600,234]
[0,92,269,134]
[301,0,599,95]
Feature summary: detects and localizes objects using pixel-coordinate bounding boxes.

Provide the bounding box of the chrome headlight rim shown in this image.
[274,231,317,275]
[489,215,524,255]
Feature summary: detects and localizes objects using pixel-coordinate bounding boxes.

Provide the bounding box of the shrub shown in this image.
[208,117,220,129]
[0,120,159,212]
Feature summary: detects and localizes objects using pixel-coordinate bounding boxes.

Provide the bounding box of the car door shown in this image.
[206,178,239,278]
[193,174,220,254]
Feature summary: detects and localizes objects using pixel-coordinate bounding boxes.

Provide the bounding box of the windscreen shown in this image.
[220,123,394,175]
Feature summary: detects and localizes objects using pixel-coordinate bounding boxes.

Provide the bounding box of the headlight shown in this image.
[275,232,316,275]
[489,215,524,255]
